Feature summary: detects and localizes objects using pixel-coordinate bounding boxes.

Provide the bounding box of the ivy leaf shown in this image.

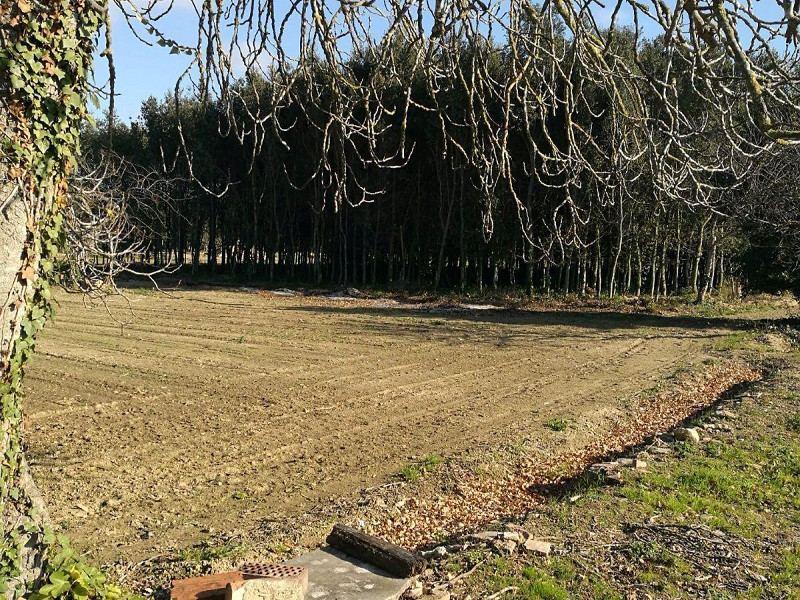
[19,265,35,282]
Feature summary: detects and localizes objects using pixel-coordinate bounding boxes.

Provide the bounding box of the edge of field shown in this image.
[106,315,800,599]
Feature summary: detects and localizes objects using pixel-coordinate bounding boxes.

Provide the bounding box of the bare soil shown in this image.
[23,288,747,564]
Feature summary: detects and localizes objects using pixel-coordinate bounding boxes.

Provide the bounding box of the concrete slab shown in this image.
[288,547,412,600]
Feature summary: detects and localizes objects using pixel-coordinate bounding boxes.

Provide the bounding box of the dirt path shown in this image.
[23,289,741,563]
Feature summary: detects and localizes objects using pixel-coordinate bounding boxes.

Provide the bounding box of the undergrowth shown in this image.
[454,349,800,599]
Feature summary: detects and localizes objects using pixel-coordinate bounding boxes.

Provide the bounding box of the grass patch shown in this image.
[544,418,569,432]
[467,558,568,600]
[400,453,444,481]
[458,360,800,599]
[788,413,800,433]
[714,331,770,353]
[179,539,241,563]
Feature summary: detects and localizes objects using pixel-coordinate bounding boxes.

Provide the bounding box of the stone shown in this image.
[467,531,504,541]
[634,459,647,470]
[522,539,552,555]
[289,547,412,600]
[617,458,634,467]
[420,546,448,559]
[674,427,700,443]
[490,538,517,554]
[587,462,623,484]
[591,461,620,471]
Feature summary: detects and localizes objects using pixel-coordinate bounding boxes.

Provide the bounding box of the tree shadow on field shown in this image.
[283,303,798,345]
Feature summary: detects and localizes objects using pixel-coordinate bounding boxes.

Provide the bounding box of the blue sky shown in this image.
[93,0,636,124]
[92,2,200,123]
[93,0,785,125]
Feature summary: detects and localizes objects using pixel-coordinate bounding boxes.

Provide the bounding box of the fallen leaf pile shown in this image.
[366,361,762,549]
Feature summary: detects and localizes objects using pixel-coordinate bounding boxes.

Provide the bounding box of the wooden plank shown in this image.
[326,524,427,578]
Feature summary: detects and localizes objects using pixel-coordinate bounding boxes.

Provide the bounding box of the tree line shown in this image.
[82,29,800,299]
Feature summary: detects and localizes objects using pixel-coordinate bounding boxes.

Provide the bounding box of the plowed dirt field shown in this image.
[23,289,740,563]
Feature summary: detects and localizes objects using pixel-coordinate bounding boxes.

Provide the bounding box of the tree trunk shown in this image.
[692,213,712,294]
[435,188,456,290]
[1,168,52,597]
[635,240,643,297]
[2,4,103,592]
[459,173,466,292]
[526,248,534,297]
[650,221,659,299]
[696,216,718,303]
[674,210,682,295]
[609,199,624,297]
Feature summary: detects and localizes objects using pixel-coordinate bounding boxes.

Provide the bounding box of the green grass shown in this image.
[788,413,800,433]
[714,331,770,353]
[178,539,241,563]
[400,453,445,481]
[458,359,800,599]
[614,436,800,537]
[544,418,569,432]
[465,558,568,600]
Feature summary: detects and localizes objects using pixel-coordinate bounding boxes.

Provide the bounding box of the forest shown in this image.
[81,23,800,300]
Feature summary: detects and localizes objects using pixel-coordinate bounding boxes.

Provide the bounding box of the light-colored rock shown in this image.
[490,538,517,554]
[674,427,700,443]
[421,546,448,559]
[634,459,647,470]
[591,461,620,471]
[468,531,504,541]
[522,539,552,555]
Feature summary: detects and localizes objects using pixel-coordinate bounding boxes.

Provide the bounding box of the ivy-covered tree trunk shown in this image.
[0,152,53,595]
[1,1,103,597]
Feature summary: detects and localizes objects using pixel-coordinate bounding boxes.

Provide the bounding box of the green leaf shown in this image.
[49,571,69,585]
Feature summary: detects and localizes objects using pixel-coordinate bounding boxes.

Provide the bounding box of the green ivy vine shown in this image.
[0,2,140,598]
